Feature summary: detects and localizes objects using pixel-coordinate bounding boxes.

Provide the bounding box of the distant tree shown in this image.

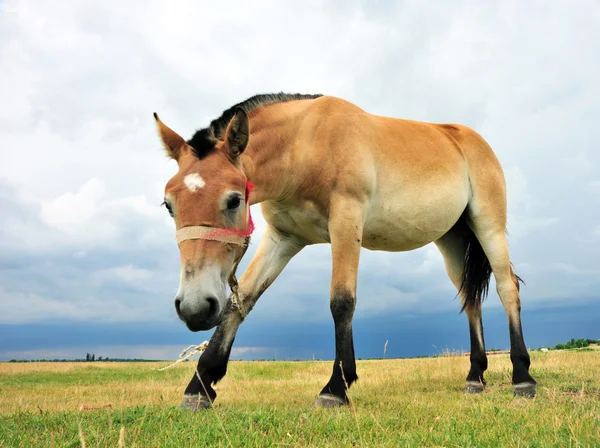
[554,338,591,350]
[86,353,90,362]
[97,356,103,361]
[91,354,95,361]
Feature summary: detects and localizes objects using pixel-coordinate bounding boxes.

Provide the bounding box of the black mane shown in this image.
[187,92,323,159]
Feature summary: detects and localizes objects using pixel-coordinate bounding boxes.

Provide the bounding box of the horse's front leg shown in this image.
[178,226,305,410]
[315,196,365,407]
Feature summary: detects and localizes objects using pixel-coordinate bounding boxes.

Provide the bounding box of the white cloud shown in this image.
[0,286,150,324]
[505,166,559,238]
[109,265,153,283]
[37,178,171,248]
[1,0,600,328]
[41,178,106,227]
[562,152,593,175]
[588,181,600,196]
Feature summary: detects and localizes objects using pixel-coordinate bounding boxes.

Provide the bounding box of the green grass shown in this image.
[0,365,147,388]
[1,351,599,447]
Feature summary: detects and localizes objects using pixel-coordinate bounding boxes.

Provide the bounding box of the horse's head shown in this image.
[154,109,251,331]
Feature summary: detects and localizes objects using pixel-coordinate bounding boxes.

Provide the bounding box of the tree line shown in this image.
[553,338,599,350]
[8,354,164,363]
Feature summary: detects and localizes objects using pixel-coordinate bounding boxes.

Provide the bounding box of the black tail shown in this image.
[459,228,493,312]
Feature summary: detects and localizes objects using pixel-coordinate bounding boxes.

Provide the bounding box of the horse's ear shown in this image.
[224,107,249,158]
[154,113,186,161]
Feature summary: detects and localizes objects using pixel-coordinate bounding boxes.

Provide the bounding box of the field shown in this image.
[1,351,599,447]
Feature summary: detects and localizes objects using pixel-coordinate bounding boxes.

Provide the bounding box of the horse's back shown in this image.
[266,96,506,250]
[308,97,504,251]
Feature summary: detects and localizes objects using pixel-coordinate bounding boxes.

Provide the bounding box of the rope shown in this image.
[157,341,209,371]
[226,236,250,320]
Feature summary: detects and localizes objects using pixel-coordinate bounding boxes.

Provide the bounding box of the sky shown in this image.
[1,0,599,362]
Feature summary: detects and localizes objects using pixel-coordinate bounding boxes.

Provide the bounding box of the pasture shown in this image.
[1,350,599,447]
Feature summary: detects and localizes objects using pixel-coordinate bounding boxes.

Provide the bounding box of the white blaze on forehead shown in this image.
[184,173,206,192]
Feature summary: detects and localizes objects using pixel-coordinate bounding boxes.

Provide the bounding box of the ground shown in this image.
[1,350,599,447]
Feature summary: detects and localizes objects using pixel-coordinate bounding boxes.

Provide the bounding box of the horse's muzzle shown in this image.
[175,295,222,332]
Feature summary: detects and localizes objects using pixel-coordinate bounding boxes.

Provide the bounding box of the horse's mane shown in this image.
[187,93,323,159]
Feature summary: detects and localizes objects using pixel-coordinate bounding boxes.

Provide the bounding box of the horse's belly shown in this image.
[261,200,331,245]
[362,188,468,252]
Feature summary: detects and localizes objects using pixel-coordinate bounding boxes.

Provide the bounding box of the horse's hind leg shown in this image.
[435,223,488,393]
[439,125,535,396]
[469,221,537,397]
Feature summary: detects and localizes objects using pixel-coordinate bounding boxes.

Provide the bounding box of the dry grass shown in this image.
[1,350,599,446]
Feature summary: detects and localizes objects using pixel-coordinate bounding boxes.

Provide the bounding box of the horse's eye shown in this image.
[227,196,241,210]
[162,201,173,217]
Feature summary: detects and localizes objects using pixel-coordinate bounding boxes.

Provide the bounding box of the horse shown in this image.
[153,93,536,410]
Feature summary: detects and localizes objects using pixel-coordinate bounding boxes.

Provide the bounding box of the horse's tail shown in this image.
[459,226,493,312]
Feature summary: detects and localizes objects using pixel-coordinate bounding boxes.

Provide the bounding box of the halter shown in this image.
[175,182,255,319]
[175,182,255,247]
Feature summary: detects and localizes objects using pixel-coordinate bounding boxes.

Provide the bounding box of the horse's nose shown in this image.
[176,295,221,332]
[205,296,219,316]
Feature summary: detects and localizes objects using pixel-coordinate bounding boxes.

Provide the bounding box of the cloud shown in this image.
[588,181,600,196]
[41,179,106,228]
[109,265,154,284]
[0,286,145,324]
[39,178,170,248]
[0,0,599,340]
[504,166,559,238]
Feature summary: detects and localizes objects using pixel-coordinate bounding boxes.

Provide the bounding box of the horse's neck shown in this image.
[241,106,304,205]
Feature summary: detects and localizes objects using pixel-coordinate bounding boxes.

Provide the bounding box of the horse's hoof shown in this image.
[314,394,347,408]
[178,394,212,411]
[514,382,536,398]
[464,381,485,394]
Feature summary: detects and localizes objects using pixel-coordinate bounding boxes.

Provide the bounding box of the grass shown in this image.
[0,351,599,447]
